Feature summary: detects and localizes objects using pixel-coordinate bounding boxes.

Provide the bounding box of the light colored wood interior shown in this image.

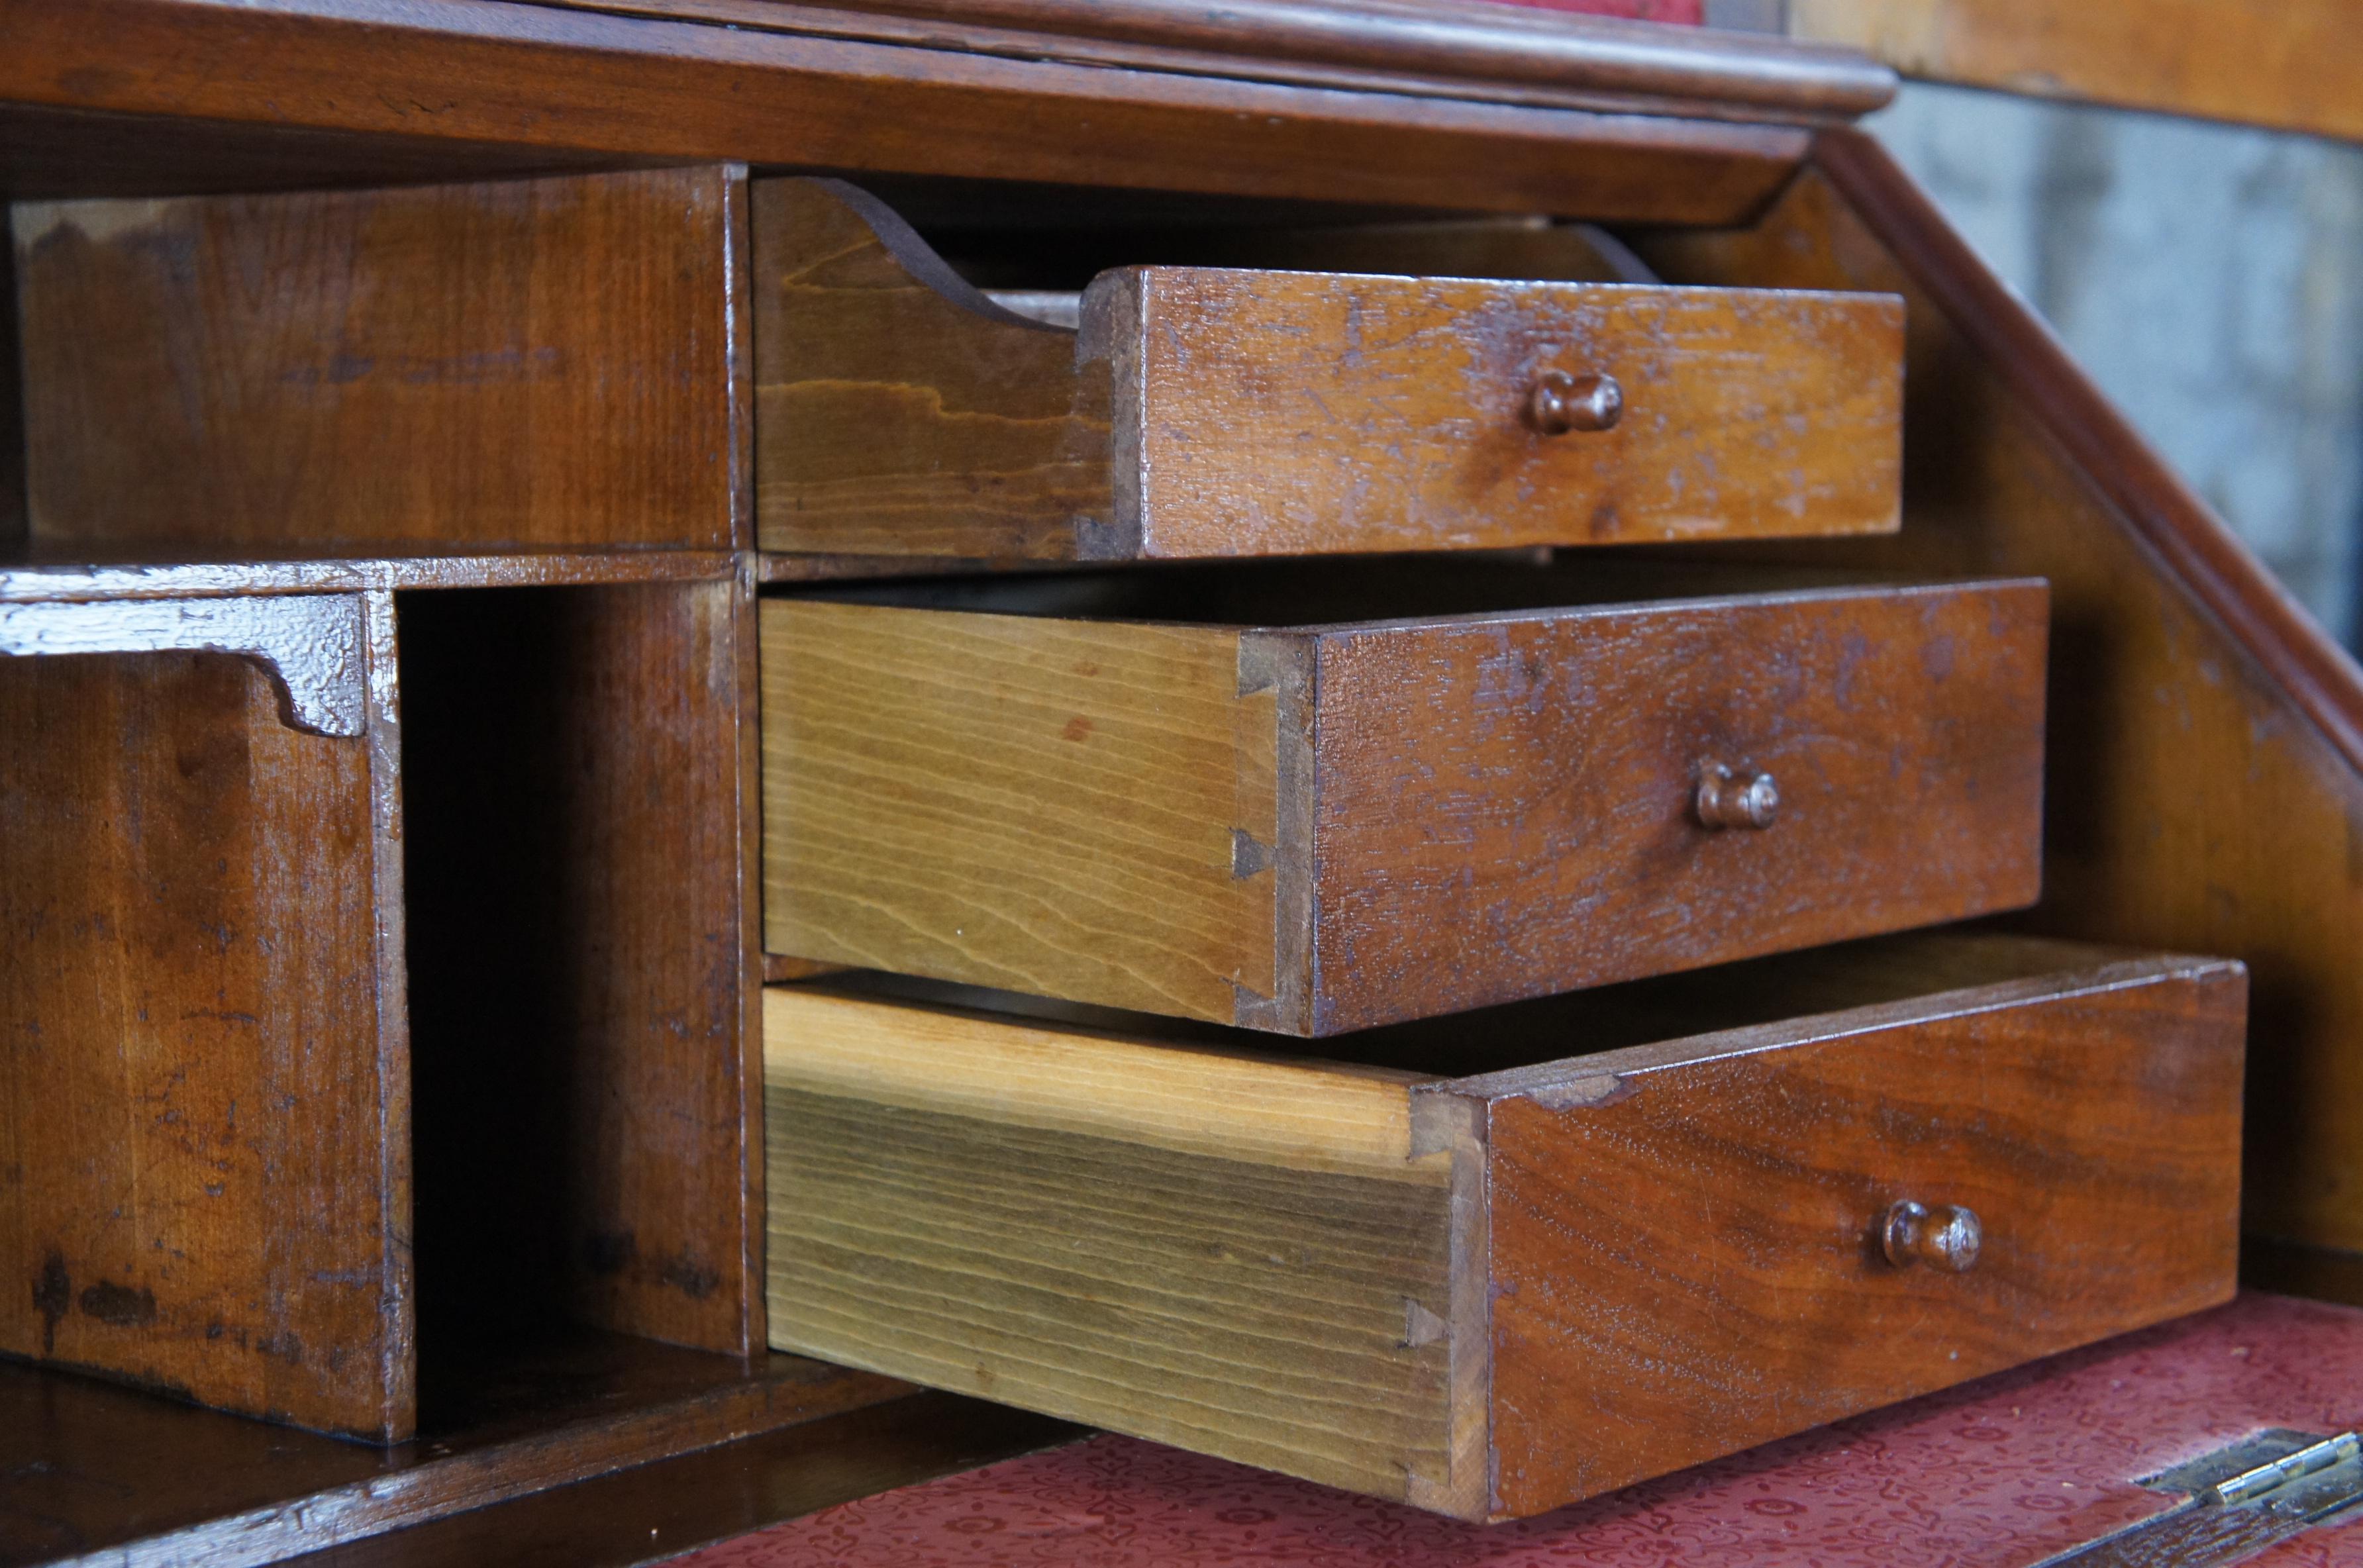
[760,600,1282,1023]
[762,987,1462,1504]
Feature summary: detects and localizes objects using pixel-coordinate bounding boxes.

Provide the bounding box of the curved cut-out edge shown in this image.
[0,593,369,737]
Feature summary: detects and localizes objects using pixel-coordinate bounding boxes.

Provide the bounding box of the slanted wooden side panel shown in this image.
[762,989,1458,1504]
[1640,152,2363,1287]
[1100,266,1903,558]
[14,166,740,554]
[760,600,1284,1024]
[1471,955,2247,1519]
[751,179,1113,559]
[0,646,409,1439]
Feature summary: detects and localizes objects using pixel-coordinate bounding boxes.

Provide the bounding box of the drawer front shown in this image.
[753,178,1903,562]
[764,579,2048,1035]
[1090,266,1903,559]
[1306,579,2050,1032]
[1454,953,2248,1518]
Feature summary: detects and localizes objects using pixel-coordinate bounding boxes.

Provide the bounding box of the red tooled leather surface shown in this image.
[675,1294,2363,1567]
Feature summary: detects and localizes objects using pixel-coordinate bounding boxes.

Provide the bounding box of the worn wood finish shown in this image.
[15,167,740,555]
[0,1331,911,1568]
[1466,949,2248,1515]
[762,934,2248,1521]
[0,0,1812,224]
[399,581,760,1357]
[1638,137,2363,1283]
[1789,0,2363,144]
[540,0,1894,124]
[0,626,410,1440]
[754,178,1904,560]
[762,577,2046,1033]
[0,552,738,605]
[762,987,1466,1506]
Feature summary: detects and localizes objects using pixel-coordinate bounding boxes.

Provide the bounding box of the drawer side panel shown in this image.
[762,991,1456,1502]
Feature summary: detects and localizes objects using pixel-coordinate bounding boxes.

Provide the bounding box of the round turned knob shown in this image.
[1527,370,1623,435]
[1882,1200,1982,1273]
[1695,763,1779,830]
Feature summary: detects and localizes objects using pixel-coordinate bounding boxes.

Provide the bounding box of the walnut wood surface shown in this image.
[1641,139,2363,1287]
[541,0,1895,124]
[754,178,1903,560]
[0,0,1811,223]
[400,581,762,1357]
[1789,0,2363,144]
[15,167,740,554]
[0,1331,911,1568]
[762,934,2247,1522]
[0,552,738,604]
[761,579,2046,1033]
[762,987,1462,1505]
[0,636,409,1440]
[1091,264,1902,559]
[1461,949,2247,1517]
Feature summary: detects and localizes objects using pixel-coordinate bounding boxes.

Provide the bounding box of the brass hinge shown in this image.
[2035,1429,2363,1567]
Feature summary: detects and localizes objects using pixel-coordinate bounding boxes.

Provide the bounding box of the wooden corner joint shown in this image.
[0,593,371,737]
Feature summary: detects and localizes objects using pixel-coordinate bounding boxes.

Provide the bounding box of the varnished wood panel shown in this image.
[0,0,1811,224]
[763,987,1460,1504]
[1638,140,2363,1289]
[753,178,1903,560]
[760,599,1284,1024]
[401,581,760,1357]
[1460,951,2247,1517]
[1790,0,2363,144]
[14,167,740,555]
[1092,264,1902,559]
[760,581,2046,1034]
[0,645,408,1439]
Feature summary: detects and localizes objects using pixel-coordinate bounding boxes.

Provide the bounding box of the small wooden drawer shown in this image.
[764,934,2246,1521]
[760,566,2048,1034]
[754,178,1904,561]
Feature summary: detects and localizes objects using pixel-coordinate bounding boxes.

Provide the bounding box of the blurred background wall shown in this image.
[1862,83,2363,650]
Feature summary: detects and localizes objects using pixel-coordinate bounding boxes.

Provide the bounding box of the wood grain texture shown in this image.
[1456,950,2248,1518]
[537,0,1894,124]
[760,581,2046,1034]
[752,179,1114,560]
[1790,0,2363,143]
[0,0,1811,224]
[754,177,1903,560]
[1638,142,2363,1279]
[15,166,740,554]
[762,987,1461,1505]
[0,552,738,604]
[1087,265,1903,558]
[762,936,2247,1522]
[400,581,760,1357]
[760,599,1284,1024]
[1303,581,2048,1032]
[0,1330,911,1568]
[0,635,409,1440]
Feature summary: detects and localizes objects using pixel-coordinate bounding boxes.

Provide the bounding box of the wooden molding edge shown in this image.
[516,0,1896,124]
[1811,127,2363,781]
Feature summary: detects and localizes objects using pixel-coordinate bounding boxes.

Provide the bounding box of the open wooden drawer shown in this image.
[764,932,2245,1522]
[762,561,2049,1033]
[754,178,1904,560]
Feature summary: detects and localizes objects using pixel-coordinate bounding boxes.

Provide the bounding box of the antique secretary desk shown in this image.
[0,1,2357,1561]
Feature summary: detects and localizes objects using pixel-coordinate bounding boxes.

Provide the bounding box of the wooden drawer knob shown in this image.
[1526,369,1623,434]
[1882,1200,1982,1272]
[1695,763,1779,830]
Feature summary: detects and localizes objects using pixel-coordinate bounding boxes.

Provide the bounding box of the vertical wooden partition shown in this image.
[0,593,413,1441]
